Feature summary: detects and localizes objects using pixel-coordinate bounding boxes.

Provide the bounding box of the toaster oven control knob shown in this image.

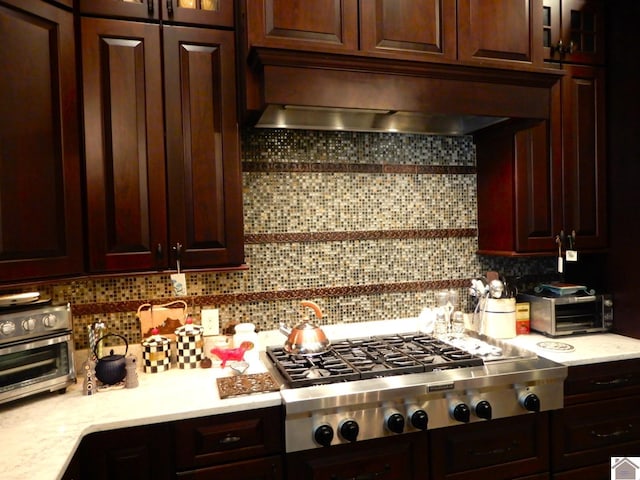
[520,392,541,412]
[474,400,492,420]
[22,317,36,331]
[1,321,15,336]
[407,406,429,430]
[451,403,471,423]
[313,424,334,447]
[338,419,359,442]
[43,314,58,328]
[384,409,405,434]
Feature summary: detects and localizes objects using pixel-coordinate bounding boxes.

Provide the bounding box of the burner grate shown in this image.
[267,333,484,388]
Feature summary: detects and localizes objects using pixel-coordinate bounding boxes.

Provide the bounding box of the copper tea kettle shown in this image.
[279,301,330,355]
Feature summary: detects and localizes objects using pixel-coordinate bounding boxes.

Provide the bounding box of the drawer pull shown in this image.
[469,441,518,457]
[591,424,633,439]
[330,463,390,480]
[592,377,631,386]
[219,434,241,444]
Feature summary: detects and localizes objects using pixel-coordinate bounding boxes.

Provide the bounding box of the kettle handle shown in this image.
[94,333,129,360]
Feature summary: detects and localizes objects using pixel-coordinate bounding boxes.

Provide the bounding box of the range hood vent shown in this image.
[245,48,563,136]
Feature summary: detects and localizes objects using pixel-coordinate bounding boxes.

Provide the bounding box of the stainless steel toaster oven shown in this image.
[517,292,613,337]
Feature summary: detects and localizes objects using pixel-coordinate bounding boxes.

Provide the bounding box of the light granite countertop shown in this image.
[3,319,640,480]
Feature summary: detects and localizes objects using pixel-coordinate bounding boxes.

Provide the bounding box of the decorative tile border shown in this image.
[245,228,476,244]
[242,161,475,174]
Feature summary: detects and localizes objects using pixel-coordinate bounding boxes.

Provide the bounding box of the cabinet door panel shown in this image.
[359,0,456,61]
[82,18,167,272]
[560,0,604,64]
[561,65,606,249]
[246,0,358,52]
[164,26,244,268]
[458,0,543,66]
[0,0,83,282]
[176,456,283,480]
[162,0,234,27]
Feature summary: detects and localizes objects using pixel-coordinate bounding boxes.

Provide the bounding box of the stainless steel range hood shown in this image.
[255,105,509,136]
[245,48,563,136]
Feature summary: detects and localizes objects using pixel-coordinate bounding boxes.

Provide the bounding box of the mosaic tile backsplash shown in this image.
[13,129,558,350]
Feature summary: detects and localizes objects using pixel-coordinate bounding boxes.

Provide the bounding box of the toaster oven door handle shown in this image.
[570,296,597,303]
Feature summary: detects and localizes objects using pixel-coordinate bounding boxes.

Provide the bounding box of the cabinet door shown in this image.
[78,0,161,20]
[286,435,429,480]
[80,424,172,480]
[458,0,544,67]
[543,0,605,64]
[245,0,359,53]
[162,0,234,27]
[163,26,244,268]
[81,17,168,272]
[561,65,606,250]
[0,0,84,283]
[359,0,456,62]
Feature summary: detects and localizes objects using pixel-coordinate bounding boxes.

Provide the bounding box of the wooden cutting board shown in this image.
[216,373,280,398]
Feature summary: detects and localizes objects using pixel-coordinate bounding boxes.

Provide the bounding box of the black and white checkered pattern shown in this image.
[142,335,170,373]
[175,325,204,369]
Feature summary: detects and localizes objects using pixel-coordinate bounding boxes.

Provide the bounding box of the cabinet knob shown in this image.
[147,0,153,14]
[166,0,173,15]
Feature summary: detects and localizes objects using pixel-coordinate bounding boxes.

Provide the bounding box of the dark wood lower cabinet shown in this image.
[79,424,173,480]
[285,433,429,480]
[429,413,550,480]
[176,456,282,479]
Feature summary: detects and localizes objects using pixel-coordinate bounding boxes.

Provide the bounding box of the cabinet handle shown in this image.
[591,424,633,439]
[147,0,153,14]
[166,0,173,15]
[219,434,241,444]
[330,464,390,480]
[592,377,631,386]
[469,441,518,457]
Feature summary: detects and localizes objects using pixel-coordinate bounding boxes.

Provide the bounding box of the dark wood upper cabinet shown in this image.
[245,0,359,52]
[162,0,234,27]
[244,0,546,68]
[81,17,243,273]
[458,0,544,67]
[359,0,456,62]
[0,0,84,283]
[560,64,606,250]
[81,17,168,272]
[78,0,161,21]
[78,0,233,26]
[543,0,605,65]
[163,26,244,269]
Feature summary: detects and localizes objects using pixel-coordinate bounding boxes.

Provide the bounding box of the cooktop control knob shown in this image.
[384,409,405,434]
[520,392,541,412]
[0,321,15,336]
[42,314,58,328]
[474,400,492,420]
[407,406,429,430]
[451,403,471,423]
[22,317,36,331]
[339,419,359,442]
[313,424,334,447]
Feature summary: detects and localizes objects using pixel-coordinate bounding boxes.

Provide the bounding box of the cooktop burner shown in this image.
[267,333,484,388]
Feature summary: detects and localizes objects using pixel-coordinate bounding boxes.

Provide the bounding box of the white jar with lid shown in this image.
[233,323,259,363]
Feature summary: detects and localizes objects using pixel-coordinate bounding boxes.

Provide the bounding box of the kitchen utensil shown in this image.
[94,333,129,385]
[279,300,330,355]
[489,279,504,298]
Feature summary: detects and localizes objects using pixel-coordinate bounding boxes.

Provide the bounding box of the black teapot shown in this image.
[94,333,129,385]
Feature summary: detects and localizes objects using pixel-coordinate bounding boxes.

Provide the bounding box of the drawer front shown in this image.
[551,396,640,472]
[429,413,549,479]
[176,455,282,480]
[174,406,283,469]
[565,360,640,404]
